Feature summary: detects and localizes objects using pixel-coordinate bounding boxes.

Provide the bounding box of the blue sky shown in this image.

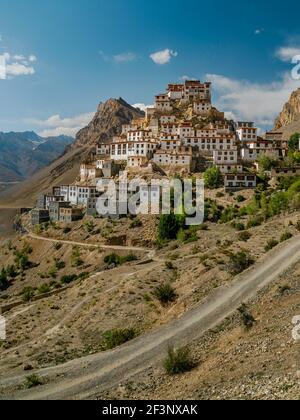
[0,0,300,136]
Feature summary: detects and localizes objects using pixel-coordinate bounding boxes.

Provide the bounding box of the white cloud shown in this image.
[150,49,178,65]
[179,75,197,82]
[254,28,264,35]
[0,52,37,78]
[132,103,153,112]
[6,62,35,76]
[28,112,95,137]
[113,52,136,63]
[28,54,37,62]
[276,46,300,62]
[206,72,300,127]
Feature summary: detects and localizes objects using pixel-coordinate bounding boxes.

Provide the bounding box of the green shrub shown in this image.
[60,274,78,285]
[38,283,50,294]
[24,374,42,389]
[63,227,71,234]
[204,166,222,189]
[158,214,183,241]
[238,231,252,242]
[154,284,177,305]
[236,195,246,203]
[228,252,254,275]
[102,328,136,350]
[238,304,256,329]
[265,239,279,252]
[6,264,17,278]
[280,232,293,242]
[232,222,245,231]
[104,253,137,266]
[163,346,194,375]
[53,242,62,251]
[84,220,95,233]
[55,260,65,270]
[246,216,263,229]
[71,246,83,267]
[21,287,35,302]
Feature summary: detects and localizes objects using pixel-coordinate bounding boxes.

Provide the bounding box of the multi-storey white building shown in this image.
[236,122,257,142]
[160,115,177,124]
[152,147,193,169]
[193,101,212,115]
[178,122,194,140]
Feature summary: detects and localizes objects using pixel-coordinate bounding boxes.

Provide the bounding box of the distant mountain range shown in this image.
[0,131,74,182]
[0,98,144,206]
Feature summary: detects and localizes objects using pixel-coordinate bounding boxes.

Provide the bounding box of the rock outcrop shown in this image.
[74,98,144,147]
[274,88,300,136]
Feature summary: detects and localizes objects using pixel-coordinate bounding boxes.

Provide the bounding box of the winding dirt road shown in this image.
[1,235,300,400]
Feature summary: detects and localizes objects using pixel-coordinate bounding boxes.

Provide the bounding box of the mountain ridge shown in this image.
[0,132,74,182]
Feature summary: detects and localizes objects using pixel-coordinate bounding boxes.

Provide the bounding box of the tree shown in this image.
[288,132,300,151]
[204,166,222,189]
[258,155,277,171]
[158,214,182,240]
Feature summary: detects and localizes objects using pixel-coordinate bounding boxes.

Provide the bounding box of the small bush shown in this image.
[246,216,263,229]
[165,261,175,270]
[236,195,246,203]
[278,285,291,296]
[21,287,35,302]
[71,246,83,267]
[53,242,62,251]
[280,232,293,242]
[228,252,254,275]
[102,328,136,350]
[238,304,256,329]
[154,284,177,305]
[163,346,194,375]
[38,283,50,294]
[238,231,252,242]
[63,227,71,234]
[24,374,42,389]
[60,274,78,285]
[232,222,245,231]
[265,239,279,252]
[55,260,65,270]
[104,253,138,267]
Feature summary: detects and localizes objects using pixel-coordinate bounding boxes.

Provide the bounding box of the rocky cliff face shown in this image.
[74,98,144,147]
[274,88,300,130]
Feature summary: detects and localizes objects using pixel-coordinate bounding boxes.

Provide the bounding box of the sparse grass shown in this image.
[265,239,279,252]
[238,231,252,242]
[154,283,177,305]
[104,253,138,267]
[24,374,43,389]
[228,252,254,275]
[280,232,293,242]
[102,328,136,350]
[163,346,194,375]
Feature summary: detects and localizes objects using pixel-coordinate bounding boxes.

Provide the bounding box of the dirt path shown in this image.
[28,233,148,253]
[1,235,300,400]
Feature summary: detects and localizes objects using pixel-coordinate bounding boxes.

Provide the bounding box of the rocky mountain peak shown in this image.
[74,97,145,147]
[274,87,300,130]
